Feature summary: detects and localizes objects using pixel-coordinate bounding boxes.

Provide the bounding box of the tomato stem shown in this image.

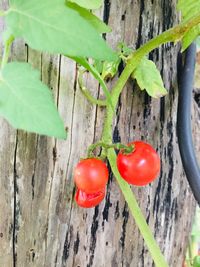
[108,149,169,267]
[1,35,14,70]
[78,69,107,106]
[87,142,134,158]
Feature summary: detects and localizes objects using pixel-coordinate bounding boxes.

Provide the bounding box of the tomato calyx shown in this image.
[119,143,135,155]
[87,141,135,158]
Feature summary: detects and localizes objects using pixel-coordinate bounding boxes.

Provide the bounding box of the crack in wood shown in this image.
[87,207,99,267]
[44,54,63,265]
[136,0,145,48]
[194,91,200,108]
[103,0,111,24]
[120,203,129,265]
[13,133,18,267]
[65,64,78,178]
[62,64,78,266]
[73,232,80,256]
[102,187,112,224]
[62,225,74,262]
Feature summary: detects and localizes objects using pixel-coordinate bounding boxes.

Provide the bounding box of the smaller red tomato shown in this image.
[75,188,105,208]
[74,158,109,194]
[117,141,160,186]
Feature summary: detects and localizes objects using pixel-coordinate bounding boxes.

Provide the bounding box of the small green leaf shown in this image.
[65,2,111,34]
[66,0,103,9]
[0,62,66,139]
[181,25,200,51]
[101,58,121,80]
[118,42,133,57]
[6,0,116,61]
[132,58,167,98]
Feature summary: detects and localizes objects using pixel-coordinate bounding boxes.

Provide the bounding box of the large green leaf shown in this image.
[177,0,200,51]
[0,62,66,139]
[67,0,103,9]
[132,58,167,98]
[6,0,116,61]
[65,2,111,33]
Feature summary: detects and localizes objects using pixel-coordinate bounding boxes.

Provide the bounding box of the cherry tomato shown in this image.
[117,141,160,186]
[75,188,105,208]
[74,158,109,193]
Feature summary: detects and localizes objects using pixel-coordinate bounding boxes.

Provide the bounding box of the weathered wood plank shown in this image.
[0,0,198,267]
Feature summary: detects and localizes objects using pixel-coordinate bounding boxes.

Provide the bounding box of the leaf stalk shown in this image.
[1,35,14,69]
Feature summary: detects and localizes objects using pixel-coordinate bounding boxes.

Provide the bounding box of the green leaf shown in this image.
[6,0,116,61]
[193,256,200,267]
[93,59,103,74]
[66,0,103,9]
[117,42,133,57]
[132,58,167,98]
[181,25,200,51]
[101,58,121,80]
[71,56,114,108]
[177,0,200,51]
[0,62,66,139]
[177,0,200,22]
[65,2,111,34]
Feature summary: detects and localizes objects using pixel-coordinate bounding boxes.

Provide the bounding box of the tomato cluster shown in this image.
[74,158,109,208]
[74,141,160,208]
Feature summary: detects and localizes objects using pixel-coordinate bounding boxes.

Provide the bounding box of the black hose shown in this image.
[177,43,200,206]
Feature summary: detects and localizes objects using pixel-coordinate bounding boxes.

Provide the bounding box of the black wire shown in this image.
[177,43,200,206]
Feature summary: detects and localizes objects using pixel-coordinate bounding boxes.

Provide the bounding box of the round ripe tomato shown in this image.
[74,158,109,194]
[75,188,105,208]
[117,141,160,186]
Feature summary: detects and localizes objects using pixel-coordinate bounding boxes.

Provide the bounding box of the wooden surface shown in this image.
[0,0,199,266]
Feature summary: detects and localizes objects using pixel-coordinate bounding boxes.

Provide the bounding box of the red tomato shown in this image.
[74,158,109,193]
[117,141,160,186]
[75,188,105,208]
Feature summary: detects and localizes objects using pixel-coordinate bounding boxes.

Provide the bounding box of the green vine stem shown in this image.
[108,149,168,267]
[78,70,107,106]
[101,13,200,144]
[98,13,200,267]
[1,35,14,69]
